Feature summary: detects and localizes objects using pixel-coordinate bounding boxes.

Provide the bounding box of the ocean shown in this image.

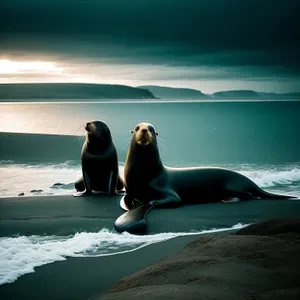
[0,99,300,285]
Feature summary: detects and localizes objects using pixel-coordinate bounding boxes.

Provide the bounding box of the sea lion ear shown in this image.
[156,132,159,136]
[130,130,134,134]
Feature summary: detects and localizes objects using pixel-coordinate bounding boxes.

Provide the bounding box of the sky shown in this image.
[0,0,299,93]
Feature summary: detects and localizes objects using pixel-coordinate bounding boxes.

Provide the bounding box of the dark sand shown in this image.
[1,195,300,237]
[0,233,203,300]
[0,132,82,164]
[1,131,300,299]
[99,219,300,300]
[1,194,300,300]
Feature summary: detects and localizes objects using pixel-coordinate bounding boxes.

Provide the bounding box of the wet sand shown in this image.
[1,195,300,237]
[1,131,300,299]
[0,132,82,164]
[100,219,300,300]
[1,194,300,299]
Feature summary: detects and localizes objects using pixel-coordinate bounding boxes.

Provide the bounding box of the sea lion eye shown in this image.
[148,126,154,132]
[135,126,140,131]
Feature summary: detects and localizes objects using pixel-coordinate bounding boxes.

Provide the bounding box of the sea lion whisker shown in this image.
[76,134,86,145]
[120,136,132,153]
[75,129,86,138]
[157,137,166,151]
[121,135,132,145]
[122,136,132,145]
[76,123,86,132]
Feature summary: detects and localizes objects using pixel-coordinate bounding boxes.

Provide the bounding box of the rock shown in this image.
[236,218,300,236]
[50,183,65,188]
[99,219,300,300]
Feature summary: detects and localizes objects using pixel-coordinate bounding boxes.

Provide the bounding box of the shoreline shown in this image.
[0,131,83,164]
[1,203,300,299]
[1,99,300,104]
[1,195,300,237]
[1,127,300,299]
[99,219,300,300]
[0,234,213,300]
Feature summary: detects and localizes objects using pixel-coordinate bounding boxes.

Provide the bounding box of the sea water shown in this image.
[0,99,299,284]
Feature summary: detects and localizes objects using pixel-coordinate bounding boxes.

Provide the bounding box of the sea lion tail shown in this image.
[252,188,297,200]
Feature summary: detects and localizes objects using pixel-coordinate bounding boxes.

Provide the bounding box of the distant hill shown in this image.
[212,90,300,100]
[0,83,156,100]
[258,92,300,99]
[137,85,209,99]
[212,90,261,99]
[1,83,299,101]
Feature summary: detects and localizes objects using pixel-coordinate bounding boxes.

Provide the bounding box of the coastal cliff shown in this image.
[0,83,156,100]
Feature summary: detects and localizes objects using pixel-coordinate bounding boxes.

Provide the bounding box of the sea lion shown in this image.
[114,122,296,234]
[74,120,124,197]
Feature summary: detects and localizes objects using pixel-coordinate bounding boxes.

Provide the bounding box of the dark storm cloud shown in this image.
[0,0,300,76]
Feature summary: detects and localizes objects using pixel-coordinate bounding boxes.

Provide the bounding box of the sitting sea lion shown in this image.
[114,122,296,234]
[74,120,124,197]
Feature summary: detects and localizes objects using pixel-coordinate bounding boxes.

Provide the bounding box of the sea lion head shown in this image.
[85,120,111,143]
[131,122,158,147]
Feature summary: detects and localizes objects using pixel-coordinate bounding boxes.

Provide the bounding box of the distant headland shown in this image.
[137,85,208,100]
[138,85,300,100]
[0,83,156,100]
[0,83,299,101]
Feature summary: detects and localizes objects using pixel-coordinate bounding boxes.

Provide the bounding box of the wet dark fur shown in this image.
[75,120,123,195]
[123,123,295,209]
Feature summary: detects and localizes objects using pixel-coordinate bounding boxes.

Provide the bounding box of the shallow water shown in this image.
[0,160,299,198]
[0,223,247,285]
[1,100,299,164]
[0,99,299,285]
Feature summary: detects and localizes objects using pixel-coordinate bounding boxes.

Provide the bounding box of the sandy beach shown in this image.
[1,131,300,299]
[1,195,300,237]
[0,132,83,164]
[1,0,300,298]
[100,219,300,300]
[1,193,300,299]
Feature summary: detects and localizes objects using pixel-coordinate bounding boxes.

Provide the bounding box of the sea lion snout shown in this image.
[85,120,108,132]
[85,121,96,132]
[130,122,159,146]
[85,122,91,131]
[136,130,151,146]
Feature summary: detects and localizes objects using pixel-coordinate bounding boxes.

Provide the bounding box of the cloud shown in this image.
[0,0,299,91]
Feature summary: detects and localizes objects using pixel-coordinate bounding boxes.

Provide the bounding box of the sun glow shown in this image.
[0,59,63,74]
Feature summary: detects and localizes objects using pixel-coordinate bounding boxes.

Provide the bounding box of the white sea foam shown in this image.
[0,223,246,285]
[239,167,300,188]
[0,161,125,197]
[0,161,299,197]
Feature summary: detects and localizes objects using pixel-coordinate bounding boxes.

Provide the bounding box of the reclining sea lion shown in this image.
[115,122,295,234]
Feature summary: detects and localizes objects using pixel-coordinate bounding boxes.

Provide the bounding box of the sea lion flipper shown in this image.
[73,190,89,197]
[149,191,182,208]
[119,195,140,211]
[114,203,153,235]
[108,171,119,195]
[73,170,92,197]
[82,170,92,194]
[119,195,130,211]
[222,197,241,203]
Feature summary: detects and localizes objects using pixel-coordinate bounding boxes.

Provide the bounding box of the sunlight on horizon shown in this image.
[0,59,299,94]
[0,59,136,86]
[0,59,63,74]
